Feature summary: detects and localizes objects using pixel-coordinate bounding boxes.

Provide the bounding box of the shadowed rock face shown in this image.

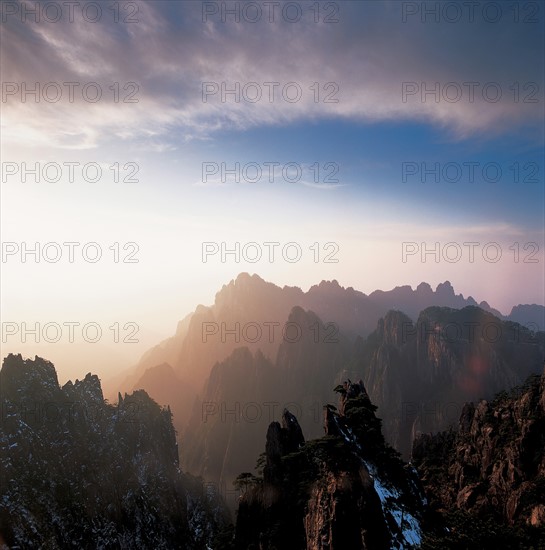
[264,409,305,484]
[413,364,545,529]
[234,381,427,550]
[0,354,229,549]
[303,467,391,550]
[350,306,545,457]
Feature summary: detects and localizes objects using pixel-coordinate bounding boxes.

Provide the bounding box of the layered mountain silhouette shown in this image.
[108,274,544,513]
[2,273,544,548]
[111,273,542,425]
[0,354,229,549]
[180,306,544,511]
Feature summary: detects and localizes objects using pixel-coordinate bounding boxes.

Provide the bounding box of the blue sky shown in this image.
[1,0,544,380]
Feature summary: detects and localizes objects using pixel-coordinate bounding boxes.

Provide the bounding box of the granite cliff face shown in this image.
[234,381,427,550]
[182,347,278,505]
[413,366,545,531]
[0,354,229,549]
[351,306,545,457]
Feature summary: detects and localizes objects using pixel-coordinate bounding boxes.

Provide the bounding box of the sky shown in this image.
[1,0,544,382]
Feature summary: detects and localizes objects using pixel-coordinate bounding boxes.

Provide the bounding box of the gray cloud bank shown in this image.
[2,0,543,149]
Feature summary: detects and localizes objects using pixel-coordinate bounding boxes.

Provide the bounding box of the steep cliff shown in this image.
[413,366,545,548]
[182,346,278,508]
[351,306,545,457]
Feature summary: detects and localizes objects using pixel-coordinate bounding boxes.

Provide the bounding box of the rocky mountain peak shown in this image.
[509,304,545,331]
[216,272,266,301]
[66,372,103,404]
[263,408,305,484]
[0,355,230,548]
[334,379,372,416]
[416,282,433,294]
[435,280,455,299]
[0,353,60,402]
[313,279,343,292]
[281,408,305,450]
[235,384,427,549]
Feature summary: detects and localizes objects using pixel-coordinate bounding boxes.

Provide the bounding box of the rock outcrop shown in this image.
[263,409,305,484]
[0,354,229,549]
[413,365,545,544]
[234,381,427,549]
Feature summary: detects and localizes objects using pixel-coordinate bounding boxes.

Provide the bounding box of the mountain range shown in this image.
[109,274,544,420]
[4,273,542,546]
[106,274,544,505]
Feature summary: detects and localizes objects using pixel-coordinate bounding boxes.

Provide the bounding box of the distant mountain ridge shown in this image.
[110,273,542,423]
[508,303,545,332]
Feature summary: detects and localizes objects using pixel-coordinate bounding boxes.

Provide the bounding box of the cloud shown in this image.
[2,0,543,149]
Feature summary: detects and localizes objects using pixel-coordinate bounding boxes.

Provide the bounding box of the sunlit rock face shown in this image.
[413,364,545,529]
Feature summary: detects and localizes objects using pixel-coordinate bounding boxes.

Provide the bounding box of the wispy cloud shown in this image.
[2,0,543,150]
